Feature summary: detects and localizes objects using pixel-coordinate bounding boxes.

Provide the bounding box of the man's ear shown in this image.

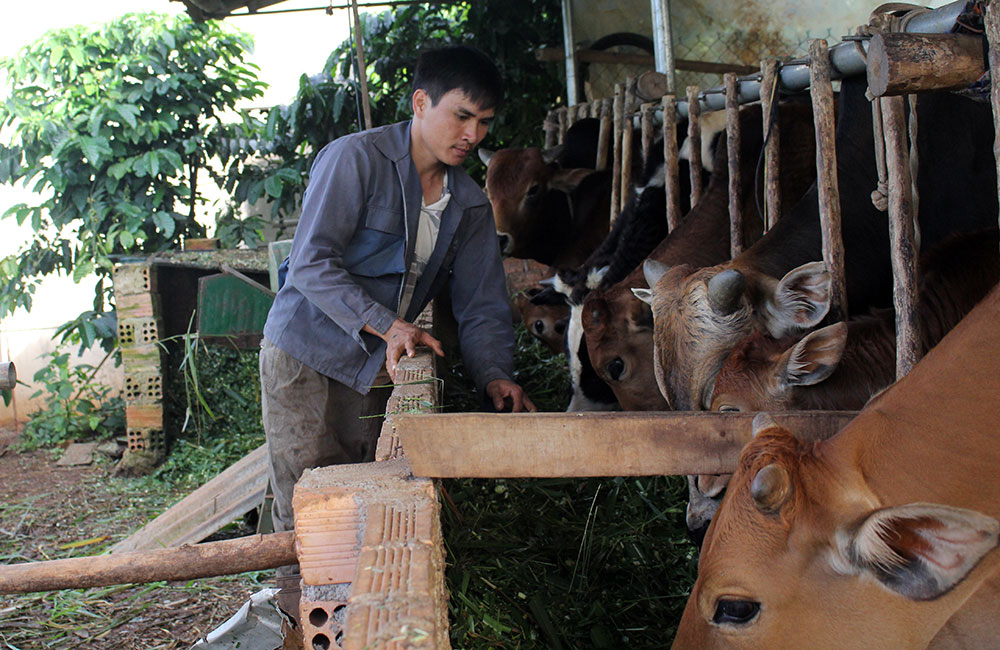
[412,88,429,118]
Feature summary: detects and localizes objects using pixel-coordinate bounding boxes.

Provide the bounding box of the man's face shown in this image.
[413,88,495,166]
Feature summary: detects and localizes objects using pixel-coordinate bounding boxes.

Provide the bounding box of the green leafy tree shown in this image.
[0,12,266,350]
[221,1,564,239]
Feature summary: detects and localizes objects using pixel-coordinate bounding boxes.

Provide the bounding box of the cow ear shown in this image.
[549,168,594,194]
[631,287,653,305]
[770,262,831,336]
[836,503,1000,601]
[779,323,848,387]
[478,148,494,166]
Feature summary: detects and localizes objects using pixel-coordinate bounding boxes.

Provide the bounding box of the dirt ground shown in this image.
[0,427,267,650]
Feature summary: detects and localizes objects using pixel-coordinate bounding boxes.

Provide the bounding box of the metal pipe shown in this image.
[672,0,968,117]
[0,362,14,391]
[650,0,677,94]
[561,0,579,106]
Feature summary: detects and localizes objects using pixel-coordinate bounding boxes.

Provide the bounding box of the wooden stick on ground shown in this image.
[0,531,296,595]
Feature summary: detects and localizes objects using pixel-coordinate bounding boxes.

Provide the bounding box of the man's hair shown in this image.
[412,45,504,111]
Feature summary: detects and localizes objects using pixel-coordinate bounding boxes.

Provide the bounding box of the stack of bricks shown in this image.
[113,263,166,459]
[292,304,449,649]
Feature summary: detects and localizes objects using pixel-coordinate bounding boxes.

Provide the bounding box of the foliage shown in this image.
[226,0,564,232]
[19,350,125,450]
[0,12,266,348]
[158,337,264,489]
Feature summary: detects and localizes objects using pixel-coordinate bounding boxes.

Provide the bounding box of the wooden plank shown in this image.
[686,85,703,207]
[596,98,612,170]
[662,95,682,232]
[396,411,857,478]
[760,58,781,231]
[725,72,743,258]
[112,443,269,553]
[620,77,637,213]
[867,32,984,97]
[610,83,624,224]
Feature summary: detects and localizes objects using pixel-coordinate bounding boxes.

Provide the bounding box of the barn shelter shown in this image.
[3,1,1000,649]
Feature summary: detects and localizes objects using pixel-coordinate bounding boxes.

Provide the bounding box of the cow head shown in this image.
[514,287,570,355]
[481,147,606,266]
[582,284,669,411]
[636,259,831,410]
[709,323,848,413]
[672,416,1000,649]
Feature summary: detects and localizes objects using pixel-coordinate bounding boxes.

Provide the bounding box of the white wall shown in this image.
[0,1,349,426]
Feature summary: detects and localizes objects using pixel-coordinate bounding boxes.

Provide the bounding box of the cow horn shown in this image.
[643,259,671,289]
[478,148,494,166]
[707,269,745,316]
[751,412,779,438]
[750,463,792,514]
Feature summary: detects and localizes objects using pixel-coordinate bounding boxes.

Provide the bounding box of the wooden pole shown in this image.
[641,102,656,164]
[867,32,985,97]
[881,95,921,379]
[760,58,781,231]
[0,532,296,595]
[621,76,637,213]
[396,412,857,478]
[349,0,373,131]
[611,84,624,224]
[809,39,848,322]
[686,85,704,207]
[557,107,568,145]
[987,0,1000,245]
[544,109,559,149]
[0,362,14,391]
[725,73,743,258]
[662,95,682,232]
[596,98,612,171]
[578,102,590,122]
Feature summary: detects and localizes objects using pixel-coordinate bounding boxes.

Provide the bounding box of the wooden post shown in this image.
[0,362,14,391]
[578,102,590,122]
[611,83,624,224]
[760,58,781,231]
[881,95,921,379]
[0,532,296,594]
[686,85,704,207]
[987,1,1000,244]
[566,103,577,129]
[662,95,682,232]
[867,32,985,97]
[725,73,743,258]
[809,40,848,322]
[349,0,373,131]
[641,102,656,164]
[621,76,637,213]
[557,107,568,145]
[590,101,601,118]
[544,109,559,149]
[596,98,612,171]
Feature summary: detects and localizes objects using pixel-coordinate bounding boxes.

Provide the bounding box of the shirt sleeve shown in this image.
[448,203,516,392]
[285,139,399,350]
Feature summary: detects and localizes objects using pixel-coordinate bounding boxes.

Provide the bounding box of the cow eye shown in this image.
[718,405,741,413]
[606,357,625,381]
[525,183,540,197]
[533,320,546,335]
[713,599,760,625]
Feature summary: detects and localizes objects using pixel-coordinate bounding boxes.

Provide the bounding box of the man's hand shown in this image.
[486,379,537,413]
[367,318,444,382]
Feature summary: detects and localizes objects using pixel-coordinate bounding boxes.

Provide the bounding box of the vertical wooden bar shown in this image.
[686,85,704,207]
[881,95,921,379]
[590,101,601,119]
[544,109,559,149]
[557,107,568,145]
[641,102,656,164]
[566,103,577,129]
[809,39,848,322]
[989,2,1000,247]
[578,103,590,122]
[725,73,743,259]
[760,58,781,231]
[621,77,637,213]
[662,95,682,232]
[611,84,624,224]
[596,98,612,171]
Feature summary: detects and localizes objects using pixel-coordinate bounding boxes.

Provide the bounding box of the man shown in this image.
[259,45,535,630]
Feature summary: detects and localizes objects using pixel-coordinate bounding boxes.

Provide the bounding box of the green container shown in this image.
[196,273,274,337]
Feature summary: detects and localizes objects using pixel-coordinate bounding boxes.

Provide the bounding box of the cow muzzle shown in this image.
[496,231,513,256]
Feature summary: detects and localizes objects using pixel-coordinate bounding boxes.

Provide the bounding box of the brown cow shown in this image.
[672,282,1000,649]
[514,286,570,354]
[641,77,998,412]
[584,100,818,411]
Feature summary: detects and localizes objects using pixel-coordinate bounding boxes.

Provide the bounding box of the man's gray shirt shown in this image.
[263,120,514,394]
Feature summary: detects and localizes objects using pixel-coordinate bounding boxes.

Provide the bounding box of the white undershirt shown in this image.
[398,170,450,316]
